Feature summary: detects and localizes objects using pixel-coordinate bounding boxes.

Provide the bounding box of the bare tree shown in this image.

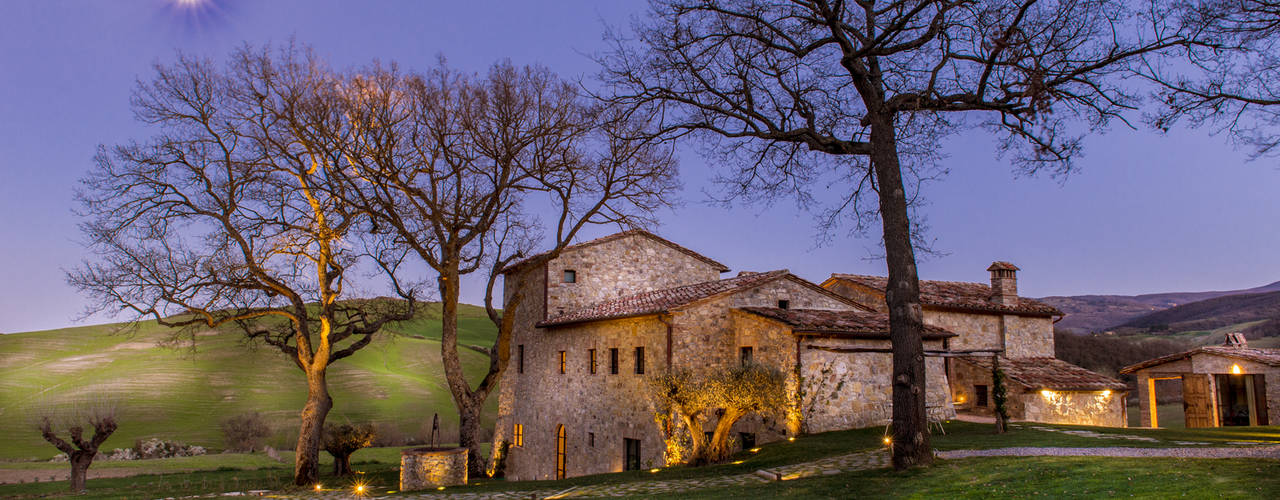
[337,60,679,476]
[38,406,117,493]
[601,0,1216,468]
[68,46,416,486]
[1146,0,1280,157]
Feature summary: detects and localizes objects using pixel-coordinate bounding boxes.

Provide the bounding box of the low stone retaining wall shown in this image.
[400,447,468,491]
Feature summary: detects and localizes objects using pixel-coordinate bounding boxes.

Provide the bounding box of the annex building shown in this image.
[494,230,1126,480]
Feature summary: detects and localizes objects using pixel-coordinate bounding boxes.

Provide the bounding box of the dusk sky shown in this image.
[1,0,1277,334]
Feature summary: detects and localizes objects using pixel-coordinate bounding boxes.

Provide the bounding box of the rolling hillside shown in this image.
[0,303,499,461]
[1039,280,1280,333]
[1115,290,1280,336]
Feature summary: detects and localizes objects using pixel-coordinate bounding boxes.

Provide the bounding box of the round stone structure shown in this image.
[400,447,468,491]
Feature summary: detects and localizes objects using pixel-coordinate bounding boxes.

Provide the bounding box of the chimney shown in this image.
[987,261,1020,306]
[1224,332,1248,348]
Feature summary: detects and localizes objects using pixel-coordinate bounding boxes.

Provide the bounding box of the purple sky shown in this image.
[2,0,1277,333]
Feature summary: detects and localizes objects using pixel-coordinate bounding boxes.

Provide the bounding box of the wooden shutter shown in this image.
[1182,374,1214,428]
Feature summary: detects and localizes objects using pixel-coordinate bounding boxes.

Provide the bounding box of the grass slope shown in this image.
[0,303,499,461]
[1118,290,1280,333]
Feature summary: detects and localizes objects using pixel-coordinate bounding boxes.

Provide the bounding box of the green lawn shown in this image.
[669,457,1280,499]
[3,421,1278,498]
[0,303,499,461]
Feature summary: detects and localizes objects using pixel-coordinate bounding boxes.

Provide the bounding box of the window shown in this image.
[777,299,790,309]
[738,432,756,450]
[555,425,567,479]
[559,351,566,374]
[740,346,754,366]
[588,432,595,447]
[589,349,597,374]
[563,269,577,283]
[517,344,525,374]
[623,438,641,471]
[634,347,645,374]
[609,348,619,374]
[513,424,524,447]
[975,385,989,407]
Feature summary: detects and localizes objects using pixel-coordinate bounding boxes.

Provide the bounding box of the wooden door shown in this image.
[1182,374,1214,428]
[1252,375,1269,426]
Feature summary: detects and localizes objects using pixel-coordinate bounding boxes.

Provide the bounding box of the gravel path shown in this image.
[938,444,1280,460]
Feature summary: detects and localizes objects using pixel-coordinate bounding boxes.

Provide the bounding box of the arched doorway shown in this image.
[555,424,566,479]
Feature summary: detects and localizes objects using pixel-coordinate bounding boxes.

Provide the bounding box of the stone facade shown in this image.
[951,359,1125,427]
[400,447,468,490]
[496,231,959,481]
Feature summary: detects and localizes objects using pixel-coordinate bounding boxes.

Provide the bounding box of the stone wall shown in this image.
[922,309,1001,352]
[1132,354,1279,428]
[818,280,888,313]
[1020,390,1126,427]
[501,315,670,481]
[799,337,954,433]
[400,448,468,490]
[545,234,724,316]
[1002,315,1054,358]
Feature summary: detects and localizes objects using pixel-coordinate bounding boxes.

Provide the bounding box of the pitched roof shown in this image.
[825,274,1062,317]
[501,229,730,274]
[737,307,957,339]
[988,261,1020,271]
[1119,346,1280,374]
[539,270,863,327]
[962,356,1128,392]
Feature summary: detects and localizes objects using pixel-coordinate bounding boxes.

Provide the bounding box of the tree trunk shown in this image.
[681,412,706,464]
[333,451,352,476]
[705,409,744,463]
[869,116,933,470]
[68,452,92,492]
[438,265,486,477]
[294,368,333,486]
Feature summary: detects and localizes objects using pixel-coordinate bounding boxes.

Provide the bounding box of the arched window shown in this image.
[555,424,567,479]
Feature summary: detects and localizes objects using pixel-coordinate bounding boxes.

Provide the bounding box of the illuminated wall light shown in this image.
[1101,390,1111,397]
[1040,389,1055,398]
[1231,364,1242,375]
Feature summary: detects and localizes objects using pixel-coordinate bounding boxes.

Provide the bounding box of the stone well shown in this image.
[400,447,468,491]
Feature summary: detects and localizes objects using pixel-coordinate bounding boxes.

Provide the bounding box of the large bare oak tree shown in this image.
[69,46,416,486]
[336,61,680,476]
[601,0,1216,468]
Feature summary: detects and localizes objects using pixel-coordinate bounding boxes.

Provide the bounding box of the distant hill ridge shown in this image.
[1038,280,1280,333]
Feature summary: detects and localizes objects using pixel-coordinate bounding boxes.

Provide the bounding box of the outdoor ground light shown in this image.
[883,436,892,445]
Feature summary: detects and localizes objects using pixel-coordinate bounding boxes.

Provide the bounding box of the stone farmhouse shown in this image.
[494,230,1124,480]
[822,269,1129,427]
[1122,334,1278,428]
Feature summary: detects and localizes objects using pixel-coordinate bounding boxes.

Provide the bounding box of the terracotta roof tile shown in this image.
[1119,346,1280,374]
[502,229,730,274]
[963,356,1128,391]
[987,261,1020,271]
[827,274,1062,316]
[537,270,790,327]
[738,307,956,339]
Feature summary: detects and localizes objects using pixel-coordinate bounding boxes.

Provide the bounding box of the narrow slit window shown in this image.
[517,344,525,374]
[513,423,524,447]
[740,346,754,366]
[589,349,597,374]
[559,350,566,374]
[563,269,577,283]
[588,432,595,447]
[634,347,646,374]
[555,425,566,479]
[609,348,619,375]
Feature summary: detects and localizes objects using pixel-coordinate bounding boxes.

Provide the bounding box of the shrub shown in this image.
[322,423,375,476]
[221,412,272,452]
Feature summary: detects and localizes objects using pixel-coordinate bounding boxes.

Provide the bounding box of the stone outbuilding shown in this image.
[494,230,956,481]
[1121,334,1278,428]
[821,263,1129,427]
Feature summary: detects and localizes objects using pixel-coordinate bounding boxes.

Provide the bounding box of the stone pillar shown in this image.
[400,447,468,491]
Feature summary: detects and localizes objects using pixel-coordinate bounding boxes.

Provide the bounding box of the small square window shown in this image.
[563,269,577,283]
[777,299,790,309]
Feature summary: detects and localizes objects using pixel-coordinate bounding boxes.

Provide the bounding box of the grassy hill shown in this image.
[1040,280,1280,333]
[1115,290,1280,335]
[0,302,499,462]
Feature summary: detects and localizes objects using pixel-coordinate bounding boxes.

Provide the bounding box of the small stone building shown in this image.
[494,230,955,480]
[1121,335,1279,428]
[821,263,1128,427]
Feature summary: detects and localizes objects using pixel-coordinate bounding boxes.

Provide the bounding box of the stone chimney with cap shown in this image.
[1224,332,1248,348]
[988,261,1020,306]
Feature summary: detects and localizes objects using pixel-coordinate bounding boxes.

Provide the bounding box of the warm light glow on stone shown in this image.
[1040,389,1054,398]
[1232,364,1242,375]
[1101,390,1111,397]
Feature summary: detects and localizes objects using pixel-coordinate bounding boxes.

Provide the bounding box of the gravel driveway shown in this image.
[938,445,1280,460]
